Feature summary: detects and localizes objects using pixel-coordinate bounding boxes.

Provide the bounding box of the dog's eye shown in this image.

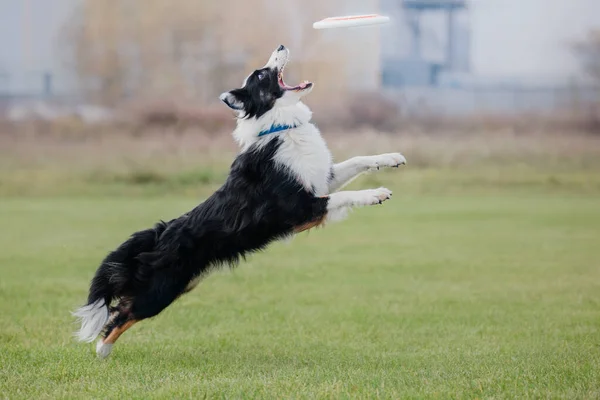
[257,72,266,80]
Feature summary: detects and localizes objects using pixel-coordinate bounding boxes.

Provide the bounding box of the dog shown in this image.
[73,45,406,359]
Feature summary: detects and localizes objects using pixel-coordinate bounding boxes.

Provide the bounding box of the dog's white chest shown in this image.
[273,127,332,196]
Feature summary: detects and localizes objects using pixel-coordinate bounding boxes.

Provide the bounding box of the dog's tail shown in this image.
[72,255,123,342]
[73,221,169,342]
[72,298,109,343]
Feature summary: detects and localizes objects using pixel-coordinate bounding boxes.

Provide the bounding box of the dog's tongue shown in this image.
[293,81,310,90]
[279,74,310,90]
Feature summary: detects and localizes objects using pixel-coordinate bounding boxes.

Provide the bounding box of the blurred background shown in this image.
[0,0,599,193]
[1,3,600,397]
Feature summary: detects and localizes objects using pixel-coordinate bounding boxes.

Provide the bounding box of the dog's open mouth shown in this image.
[278,64,312,91]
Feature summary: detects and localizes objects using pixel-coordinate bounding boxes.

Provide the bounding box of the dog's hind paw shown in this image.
[96,340,113,359]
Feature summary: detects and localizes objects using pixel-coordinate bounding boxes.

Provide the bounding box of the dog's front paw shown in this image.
[358,187,393,206]
[366,153,407,171]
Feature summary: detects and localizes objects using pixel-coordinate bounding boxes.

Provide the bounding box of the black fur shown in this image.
[86,138,329,337]
[227,67,284,119]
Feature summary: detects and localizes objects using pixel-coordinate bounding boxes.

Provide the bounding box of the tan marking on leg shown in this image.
[294,214,327,233]
[103,319,137,345]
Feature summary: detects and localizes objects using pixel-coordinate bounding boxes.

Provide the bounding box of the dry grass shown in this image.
[3,125,599,170]
[1,122,600,197]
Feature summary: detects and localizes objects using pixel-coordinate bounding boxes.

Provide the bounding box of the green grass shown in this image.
[1,174,599,398]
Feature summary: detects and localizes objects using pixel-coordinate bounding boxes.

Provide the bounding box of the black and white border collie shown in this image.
[74,45,406,359]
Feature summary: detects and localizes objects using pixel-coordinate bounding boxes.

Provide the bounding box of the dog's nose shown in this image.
[277,45,285,51]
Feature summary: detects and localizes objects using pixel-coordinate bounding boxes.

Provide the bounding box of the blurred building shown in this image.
[381,0,600,88]
[380,0,470,87]
[0,0,76,98]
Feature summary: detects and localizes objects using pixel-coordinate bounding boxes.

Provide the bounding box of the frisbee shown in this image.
[313,14,390,30]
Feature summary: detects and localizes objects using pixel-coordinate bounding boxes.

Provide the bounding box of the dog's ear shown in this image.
[219,89,246,111]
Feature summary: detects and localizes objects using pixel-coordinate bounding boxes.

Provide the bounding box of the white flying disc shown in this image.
[313,14,390,30]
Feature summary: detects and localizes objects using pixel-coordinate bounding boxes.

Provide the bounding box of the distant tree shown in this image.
[61,1,224,106]
[60,0,380,107]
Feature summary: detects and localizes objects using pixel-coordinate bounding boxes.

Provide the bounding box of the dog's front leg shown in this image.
[328,153,406,193]
[293,187,393,233]
[324,187,393,223]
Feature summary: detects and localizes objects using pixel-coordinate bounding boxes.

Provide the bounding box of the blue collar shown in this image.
[258,123,298,137]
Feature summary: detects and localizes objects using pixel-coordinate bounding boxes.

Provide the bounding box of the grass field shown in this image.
[1,174,599,398]
[1,131,600,398]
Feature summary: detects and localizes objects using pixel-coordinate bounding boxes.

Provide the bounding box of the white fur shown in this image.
[328,188,392,209]
[263,46,289,73]
[96,339,113,359]
[233,102,332,196]
[72,299,108,343]
[233,101,310,148]
[325,188,393,223]
[274,128,333,196]
[329,153,407,192]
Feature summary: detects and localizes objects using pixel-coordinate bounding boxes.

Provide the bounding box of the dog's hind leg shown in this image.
[95,277,187,359]
[328,153,406,193]
[129,274,187,320]
[97,319,138,359]
[95,302,136,359]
